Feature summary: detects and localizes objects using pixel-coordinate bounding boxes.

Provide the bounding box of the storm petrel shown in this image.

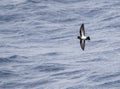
[77,24,90,51]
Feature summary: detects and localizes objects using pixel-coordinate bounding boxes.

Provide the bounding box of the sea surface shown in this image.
[0,0,120,89]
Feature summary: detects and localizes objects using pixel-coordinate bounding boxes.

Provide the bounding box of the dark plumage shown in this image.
[77,24,90,50]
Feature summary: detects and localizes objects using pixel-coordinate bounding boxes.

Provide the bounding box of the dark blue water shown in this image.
[0,0,120,89]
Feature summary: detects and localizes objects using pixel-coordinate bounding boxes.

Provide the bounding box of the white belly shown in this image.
[81,36,87,40]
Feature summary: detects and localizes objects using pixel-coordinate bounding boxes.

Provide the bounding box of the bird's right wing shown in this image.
[80,24,85,36]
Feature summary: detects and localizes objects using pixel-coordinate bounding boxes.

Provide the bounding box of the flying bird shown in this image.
[77,24,90,51]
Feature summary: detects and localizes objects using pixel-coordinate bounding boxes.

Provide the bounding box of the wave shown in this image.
[33,63,65,72]
[0,70,18,78]
[0,55,28,63]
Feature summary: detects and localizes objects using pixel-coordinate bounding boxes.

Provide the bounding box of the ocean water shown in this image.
[0,0,120,89]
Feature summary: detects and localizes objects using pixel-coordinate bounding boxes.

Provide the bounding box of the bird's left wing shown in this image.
[80,39,85,50]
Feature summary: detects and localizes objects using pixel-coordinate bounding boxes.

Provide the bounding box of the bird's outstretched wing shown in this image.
[80,24,85,36]
[80,39,85,50]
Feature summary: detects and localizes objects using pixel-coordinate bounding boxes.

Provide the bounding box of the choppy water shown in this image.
[0,0,120,89]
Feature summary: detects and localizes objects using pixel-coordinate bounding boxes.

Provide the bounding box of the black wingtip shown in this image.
[80,24,84,30]
[81,23,84,26]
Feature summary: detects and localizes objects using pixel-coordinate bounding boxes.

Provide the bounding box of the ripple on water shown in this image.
[0,70,18,78]
[79,57,108,63]
[24,79,55,88]
[88,72,120,82]
[42,52,60,56]
[0,55,28,63]
[33,63,65,72]
[0,14,25,23]
[52,0,86,4]
[51,69,89,80]
[86,72,120,88]
[98,80,120,88]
